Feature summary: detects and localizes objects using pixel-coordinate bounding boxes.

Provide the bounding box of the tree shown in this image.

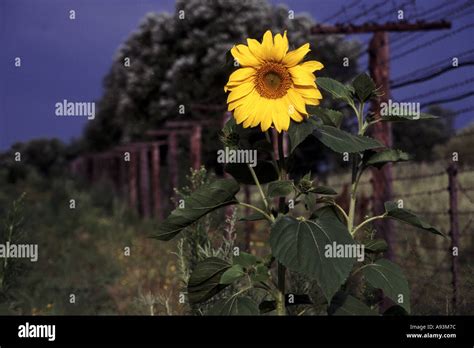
[84,0,361,158]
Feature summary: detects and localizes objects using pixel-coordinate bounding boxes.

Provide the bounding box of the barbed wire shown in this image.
[394,187,448,198]
[458,183,474,204]
[391,48,474,84]
[321,0,359,23]
[414,210,474,215]
[390,0,473,47]
[391,23,474,62]
[422,91,474,108]
[392,171,446,181]
[405,78,474,102]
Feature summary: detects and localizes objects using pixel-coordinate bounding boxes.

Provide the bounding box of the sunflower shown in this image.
[224,30,324,132]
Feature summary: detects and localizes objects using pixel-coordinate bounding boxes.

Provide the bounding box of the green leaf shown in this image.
[233,252,258,268]
[239,212,266,221]
[288,119,314,152]
[380,112,438,122]
[364,239,388,253]
[364,149,411,169]
[153,179,239,241]
[332,295,378,316]
[383,305,409,316]
[362,259,411,313]
[308,106,344,128]
[251,263,270,283]
[317,77,354,105]
[384,202,444,236]
[303,192,317,213]
[187,257,231,304]
[312,205,345,224]
[219,264,245,284]
[270,216,356,302]
[352,73,376,102]
[313,124,383,153]
[225,161,278,185]
[311,186,338,195]
[267,180,294,198]
[208,296,259,315]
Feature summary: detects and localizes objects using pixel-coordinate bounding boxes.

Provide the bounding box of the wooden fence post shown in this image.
[191,125,202,170]
[128,150,138,211]
[151,143,162,219]
[447,163,460,314]
[139,145,151,218]
[168,132,179,196]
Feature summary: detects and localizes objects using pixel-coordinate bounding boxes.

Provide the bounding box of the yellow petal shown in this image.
[286,88,308,115]
[300,60,324,72]
[234,105,250,124]
[271,101,282,133]
[250,94,264,127]
[241,90,259,128]
[304,97,321,106]
[259,98,273,132]
[289,65,316,87]
[274,98,290,132]
[260,30,274,60]
[247,38,265,61]
[283,43,310,67]
[295,85,323,99]
[290,110,304,122]
[228,67,256,83]
[227,81,254,103]
[231,45,261,67]
[273,31,288,62]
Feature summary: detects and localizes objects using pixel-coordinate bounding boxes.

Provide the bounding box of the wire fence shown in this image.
[325,161,473,314]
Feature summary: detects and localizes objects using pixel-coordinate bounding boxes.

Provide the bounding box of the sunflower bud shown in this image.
[220,130,240,149]
[297,177,314,194]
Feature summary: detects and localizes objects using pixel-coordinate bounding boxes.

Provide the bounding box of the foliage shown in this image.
[83,0,361,156]
[155,72,444,316]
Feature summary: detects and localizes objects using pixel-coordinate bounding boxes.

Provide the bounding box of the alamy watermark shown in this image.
[217,147,257,167]
[0,242,38,262]
[380,99,420,119]
[325,242,365,262]
[55,99,95,120]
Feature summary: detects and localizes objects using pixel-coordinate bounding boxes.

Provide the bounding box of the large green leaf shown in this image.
[153,179,240,241]
[364,149,411,169]
[332,295,378,316]
[270,215,356,302]
[224,161,278,185]
[208,296,259,315]
[362,259,411,313]
[219,264,245,284]
[352,73,376,102]
[380,112,437,122]
[313,124,383,153]
[311,186,338,195]
[187,257,231,304]
[317,77,354,105]
[364,239,388,253]
[384,202,444,236]
[267,180,294,198]
[288,119,314,152]
[233,251,258,268]
[308,106,344,128]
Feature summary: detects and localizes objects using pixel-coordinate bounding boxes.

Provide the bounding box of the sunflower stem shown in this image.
[247,164,270,213]
[276,132,287,315]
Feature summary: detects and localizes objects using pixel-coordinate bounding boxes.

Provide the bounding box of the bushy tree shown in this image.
[84,0,361,154]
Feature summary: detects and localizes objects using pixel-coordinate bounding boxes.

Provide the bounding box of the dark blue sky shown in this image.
[1,0,473,150]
